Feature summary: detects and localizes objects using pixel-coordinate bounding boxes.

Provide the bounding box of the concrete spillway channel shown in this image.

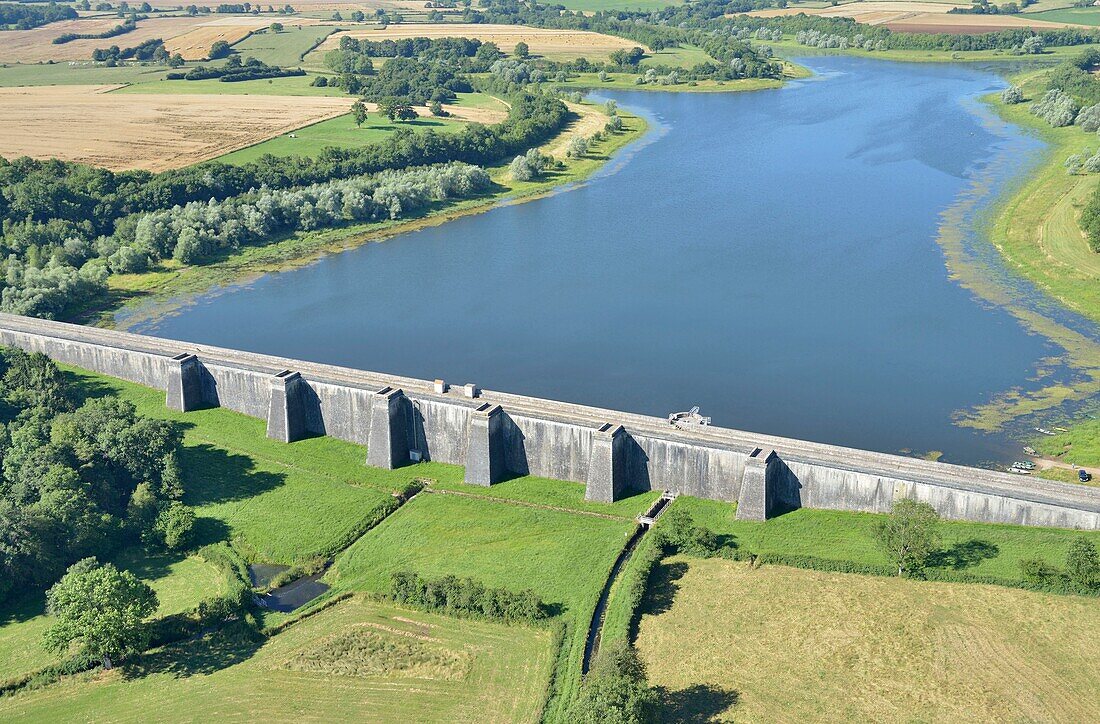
[582,492,675,675]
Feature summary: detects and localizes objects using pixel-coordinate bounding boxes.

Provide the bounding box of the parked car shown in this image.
[1080,470,1092,483]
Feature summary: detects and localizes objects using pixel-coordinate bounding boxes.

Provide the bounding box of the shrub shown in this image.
[572,640,660,724]
[1001,85,1024,104]
[389,570,547,624]
[1066,538,1099,589]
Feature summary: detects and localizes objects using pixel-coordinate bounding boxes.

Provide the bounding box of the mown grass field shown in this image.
[216,112,467,165]
[429,475,658,519]
[0,551,227,684]
[675,496,1100,581]
[1031,6,1100,25]
[230,25,336,66]
[327,491,635,717]
[0,597,554,723]
[635,558,1100,722]
[0,62,173,87]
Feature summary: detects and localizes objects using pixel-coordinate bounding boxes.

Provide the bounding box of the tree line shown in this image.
[54,16,138,45]
[0,2,77,30]
[0,348,194,610]
[166,54,304,82]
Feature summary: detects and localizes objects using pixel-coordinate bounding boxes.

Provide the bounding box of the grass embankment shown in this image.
[635,558,1100,722]
[100,107,647,328]
[0,597,554,723]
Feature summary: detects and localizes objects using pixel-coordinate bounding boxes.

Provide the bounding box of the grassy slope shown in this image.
[1035,418,1100,467]
[0,551,228,683]
[63,365,441,563]
[635,558,1100,722]
[676,496,1100,580]
[327,491,634,718]
[0,597,554,723]
[216,112,467,165]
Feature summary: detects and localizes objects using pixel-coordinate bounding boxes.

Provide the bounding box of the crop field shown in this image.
[0,85,354,171]
[675,496,1100,582]
[311,23,639,62]
[0,16,210,63]
[0,551,227,684]
[746,1,1089,31]
[636,558,1100,722]
[0,15,318,64]
[0,597,554,722]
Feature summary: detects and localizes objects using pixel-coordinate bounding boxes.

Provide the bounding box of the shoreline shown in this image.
[97,105,654,332]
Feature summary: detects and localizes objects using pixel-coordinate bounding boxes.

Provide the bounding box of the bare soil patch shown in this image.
[315,23,638,60]
[886,12,1089,31]
[0,85,353,170]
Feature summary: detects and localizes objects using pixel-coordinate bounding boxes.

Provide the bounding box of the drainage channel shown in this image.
[581,491,675,675]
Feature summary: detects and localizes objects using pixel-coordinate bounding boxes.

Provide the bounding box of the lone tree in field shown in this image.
[875,499,940,576]
[514,41,529,58]
[269,21,283,32]
[351,99,368,128]
[379,97,416,122]
[43,558,158,670]
[1066,538,1099,590]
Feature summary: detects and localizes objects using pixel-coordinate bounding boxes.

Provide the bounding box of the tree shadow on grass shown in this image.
[928,539,1000,571]
[127,622,264,680]
[657,683,740,723]
[641,561,689,618]
[181,443,286,507]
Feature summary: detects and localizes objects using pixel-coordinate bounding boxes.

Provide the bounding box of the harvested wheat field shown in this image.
[636,558,1100,722]
[314,23,638,60]
[0,85,353,171]
[747,1,1087,30]
[0,16,210,63]
[886,12,1089,32]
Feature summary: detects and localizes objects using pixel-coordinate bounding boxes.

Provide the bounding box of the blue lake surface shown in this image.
[129,57,1095,465]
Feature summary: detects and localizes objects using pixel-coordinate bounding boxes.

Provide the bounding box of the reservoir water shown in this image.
[126,56,1100,466]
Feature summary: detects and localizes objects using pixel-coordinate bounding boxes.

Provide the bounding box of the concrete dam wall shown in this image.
[0,312,1097,530]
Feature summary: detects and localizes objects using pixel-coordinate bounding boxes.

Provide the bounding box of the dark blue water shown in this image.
[129,57,1087,465]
